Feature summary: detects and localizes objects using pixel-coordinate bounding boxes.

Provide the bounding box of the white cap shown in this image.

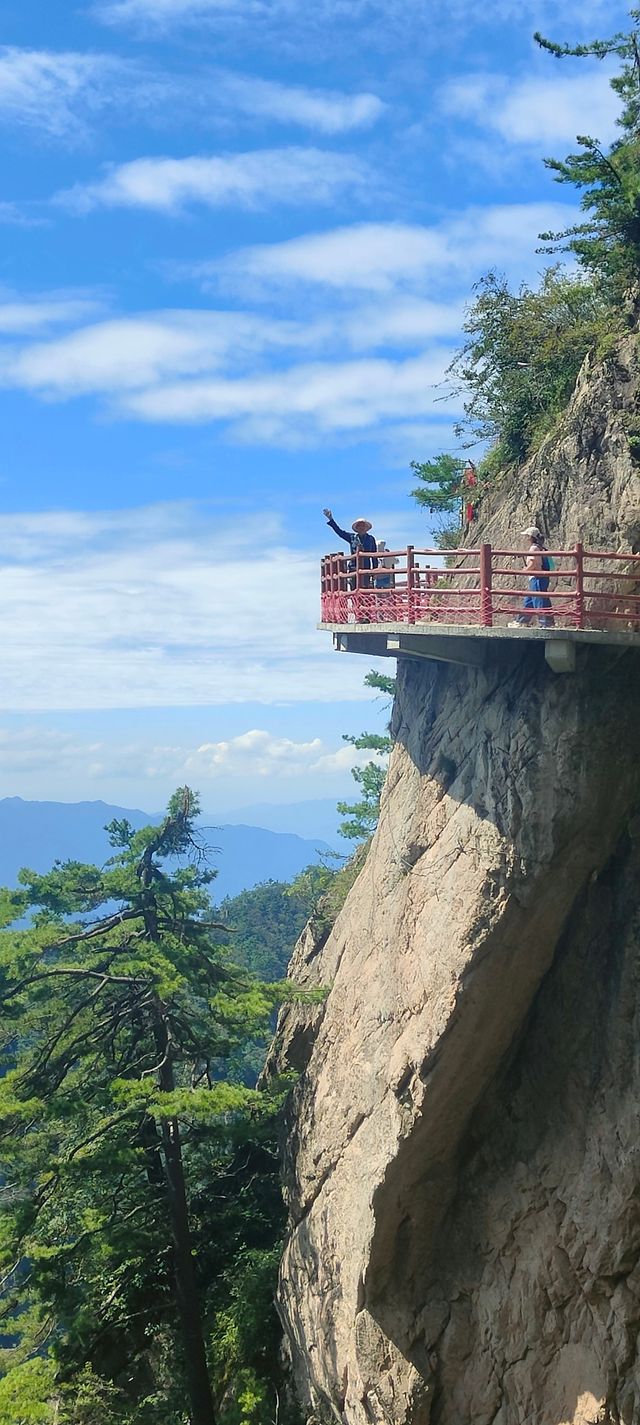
[521,525,542,538]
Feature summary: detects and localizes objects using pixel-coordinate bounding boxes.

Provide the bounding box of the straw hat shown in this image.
[352,517,372,531]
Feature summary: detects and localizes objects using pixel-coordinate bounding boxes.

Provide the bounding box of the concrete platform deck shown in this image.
[320,622,640,674]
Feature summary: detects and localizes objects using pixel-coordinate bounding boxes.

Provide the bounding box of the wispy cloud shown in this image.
[0,45,170,141]
[0,723,378,781]
[95,0,621,31]
[2,310,314,394]
[212,72,385,133]
[96,0,248,22]
[0,292,104,336]
[2,326,458,442]
[0,201,47,228]
[440,68,620,149]
[57,147,370,214]
[0,504,372,711]
[120,350,458,438]
[0,298,463,451]
[0,201,577,444]
[212,204,579,293]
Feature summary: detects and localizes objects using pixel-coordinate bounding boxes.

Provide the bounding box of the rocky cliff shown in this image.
[271,337,640,1425]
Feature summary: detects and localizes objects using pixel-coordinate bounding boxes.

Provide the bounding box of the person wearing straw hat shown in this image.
[322,508,378,591]
[508,525,554,628]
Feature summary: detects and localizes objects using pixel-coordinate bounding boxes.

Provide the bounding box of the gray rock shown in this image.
[271,340,640,1424]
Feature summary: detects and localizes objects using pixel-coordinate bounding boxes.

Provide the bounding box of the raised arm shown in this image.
[323,508,351,544]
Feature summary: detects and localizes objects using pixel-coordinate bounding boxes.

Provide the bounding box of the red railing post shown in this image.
[354,549,362,622]
[480,543,493,627]
[575,542,585,629]
[406,546,415,623]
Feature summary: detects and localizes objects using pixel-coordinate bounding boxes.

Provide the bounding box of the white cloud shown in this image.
[180,728,385,779]
[0,293,463,444]
[57,148,370,214]
[0,504,377,711]
[0,46,113,136]
[0,45,168,140]
[0,724,382,782]
[95,0,621,30]
[2,311,313,394]
[0,200,579,447]
[0,297,461,444]
[212,72,385,133]
[0,201,46,227]
[441,68,620,148]
[0,294,103,336]
[215,204,579,293]
[219,223,442,293]
[121,349,458,436]
[342,298,465,347]
[97,0,245,20]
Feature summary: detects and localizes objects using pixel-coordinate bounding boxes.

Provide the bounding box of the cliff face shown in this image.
[272,339,640,1425]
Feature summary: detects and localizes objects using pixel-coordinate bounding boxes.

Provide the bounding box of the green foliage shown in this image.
[409,453,465,514]
[337,669,396,842]
[206,879,317,1084]
[213,880,314,983]
[535,14,640,302]
[210,1247,283,1425]
[449,266,611,465]
[286,846,368,939]
[409,453,465,549]
[0,789,287,1425]
[0,1358,57,1425]
[337,757,389,841]
[432,521,465,551]
[364,668,396,697]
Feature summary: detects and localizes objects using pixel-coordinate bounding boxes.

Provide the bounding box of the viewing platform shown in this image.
[320,544,640,674]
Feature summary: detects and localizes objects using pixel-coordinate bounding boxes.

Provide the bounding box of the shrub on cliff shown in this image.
[449,266,612,467]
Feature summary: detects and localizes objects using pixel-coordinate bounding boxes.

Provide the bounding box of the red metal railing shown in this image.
[320,544,640,632]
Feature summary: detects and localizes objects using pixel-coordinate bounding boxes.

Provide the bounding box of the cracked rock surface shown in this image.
[270,342,640,1424]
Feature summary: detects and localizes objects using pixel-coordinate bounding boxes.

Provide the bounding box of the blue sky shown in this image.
[0,0,630,817]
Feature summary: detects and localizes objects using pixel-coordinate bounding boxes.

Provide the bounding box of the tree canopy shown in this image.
[448,266,610,466]
[409,14,640,486]
[0,790,288,1425]
[535,12,640,301]
[409,454,465,516]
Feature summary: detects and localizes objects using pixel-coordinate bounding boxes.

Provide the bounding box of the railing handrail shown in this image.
[320,542,640,635]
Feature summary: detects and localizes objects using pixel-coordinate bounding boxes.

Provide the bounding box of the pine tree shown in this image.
[337,671,395,841]
[535,12,640,300]
[0,789,284,1425]
[409,454,465,515]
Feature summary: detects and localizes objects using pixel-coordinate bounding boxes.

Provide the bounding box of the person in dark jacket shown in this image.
[323,509,377,573]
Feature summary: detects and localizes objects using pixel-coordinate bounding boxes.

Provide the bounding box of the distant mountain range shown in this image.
[222,798,344,847]
[0,798,334,902]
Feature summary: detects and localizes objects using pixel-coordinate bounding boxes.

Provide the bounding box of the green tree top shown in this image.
[336,670,396,841]
[447,267,609,464]
[0,789,286,1425]
[535,12,640,299]
[409,453,465,514]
